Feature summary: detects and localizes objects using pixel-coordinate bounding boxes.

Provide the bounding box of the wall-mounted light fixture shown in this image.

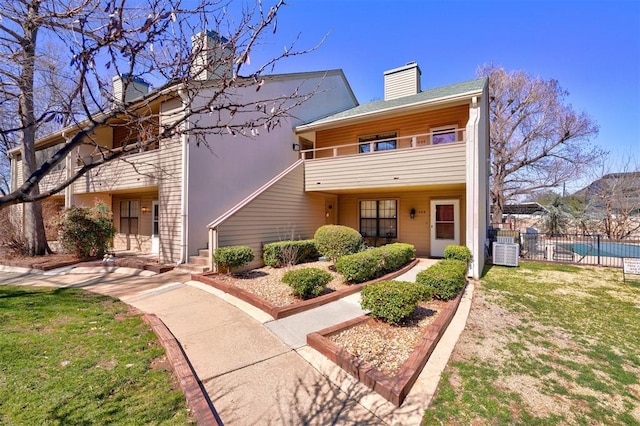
[410,208,416,219]
[292,143,300,151]
[141,206,151,214]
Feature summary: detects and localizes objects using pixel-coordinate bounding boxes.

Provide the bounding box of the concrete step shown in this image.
[198,248,209,258]
[176,263,210,274]
[188,255,210,266]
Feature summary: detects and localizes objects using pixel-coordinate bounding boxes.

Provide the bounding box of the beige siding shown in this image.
[158,135,183,263]
[337,187,466,256]
[305,143,466,192]
[39,169,67,193]
[72,150,159,194]
[14,157,23,188]
[384,67,420,100]
[216,163,326,270]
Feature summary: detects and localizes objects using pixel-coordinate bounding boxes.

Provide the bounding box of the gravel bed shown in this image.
[329,299,447,376]
[213,259,444,376]
[214,261,350,307]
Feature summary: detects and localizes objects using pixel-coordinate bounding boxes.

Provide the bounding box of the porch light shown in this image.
[410,208,416,219]
[292,143,300,151]
[141,206,151,214]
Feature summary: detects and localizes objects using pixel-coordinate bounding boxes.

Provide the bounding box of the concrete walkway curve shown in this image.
[0,259,474,425]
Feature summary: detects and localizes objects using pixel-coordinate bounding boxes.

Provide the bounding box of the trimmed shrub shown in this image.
[263,240,319,267]
[213,246,254,273]
[336,243,415,283]
[57,202,116,258]
[336,250,385,283]
[361,280,423,324]
[313,225,362,262]
[282,267,332,299]
[443,245,472,263]
[416,259,467,300]
[380,243,416,273]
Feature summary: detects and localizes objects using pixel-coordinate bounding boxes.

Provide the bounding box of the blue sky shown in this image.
[247,0,639,180]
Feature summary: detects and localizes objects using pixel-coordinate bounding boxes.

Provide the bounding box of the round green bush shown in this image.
[281,267,332,299]
[313,225,362,262]
[360,280,423,325]
[415,259,466,300]
[213,246,254,273]
[443,245,472,263]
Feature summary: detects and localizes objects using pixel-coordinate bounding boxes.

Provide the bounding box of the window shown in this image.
[358,132,397,153]
[430,125,458,145]
[360,200,397,238]
[435,204,455,239]
[120,200,139,235]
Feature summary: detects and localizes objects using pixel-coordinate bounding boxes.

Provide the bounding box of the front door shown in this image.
[430,199,459,257]
[325,199,336,225]
[151,200,159,254]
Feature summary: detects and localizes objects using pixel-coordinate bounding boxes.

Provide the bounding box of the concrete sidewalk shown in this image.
[0,258,473,425]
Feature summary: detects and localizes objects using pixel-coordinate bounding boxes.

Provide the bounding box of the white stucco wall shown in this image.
[184,71,357,255]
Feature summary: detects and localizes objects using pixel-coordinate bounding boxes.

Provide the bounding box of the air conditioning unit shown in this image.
[493,242,519,267]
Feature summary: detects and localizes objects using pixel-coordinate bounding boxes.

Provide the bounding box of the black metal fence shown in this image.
[487,229,640,268]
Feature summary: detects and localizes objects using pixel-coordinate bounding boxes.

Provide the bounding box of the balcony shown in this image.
[302,130,467,192]
[73,149,160,194]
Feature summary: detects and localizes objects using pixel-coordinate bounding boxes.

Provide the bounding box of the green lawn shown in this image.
[0,286,192,424]
[424,261,640,425]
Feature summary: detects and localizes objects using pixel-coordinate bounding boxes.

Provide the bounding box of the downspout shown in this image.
[465,96,481,279]
[177,88,190,265]
[208,227,218,272]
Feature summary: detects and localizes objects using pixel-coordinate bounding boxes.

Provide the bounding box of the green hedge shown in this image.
[213,246,254,273]
[313,225,362,262]
[57,203,116,258]
[335,243,415,283]
[263,240,319,267]
[443,245,472,263]
[361,280,424,325]
[415,259,466,300]
[282,267,332,299]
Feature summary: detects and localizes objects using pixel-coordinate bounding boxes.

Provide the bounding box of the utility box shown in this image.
[493,242,519,267]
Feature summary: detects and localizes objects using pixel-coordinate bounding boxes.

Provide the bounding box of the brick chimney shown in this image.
[383,62,421,101]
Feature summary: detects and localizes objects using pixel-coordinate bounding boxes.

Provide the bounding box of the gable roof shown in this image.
[295,77,487,132]
[502,202,548,216]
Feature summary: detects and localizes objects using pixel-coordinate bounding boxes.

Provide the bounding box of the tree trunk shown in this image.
[19,2,49,256]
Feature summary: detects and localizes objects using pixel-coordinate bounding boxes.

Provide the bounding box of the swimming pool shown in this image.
[570,241,640,258]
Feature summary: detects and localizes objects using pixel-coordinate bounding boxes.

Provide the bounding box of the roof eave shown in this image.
[295,88,484,134]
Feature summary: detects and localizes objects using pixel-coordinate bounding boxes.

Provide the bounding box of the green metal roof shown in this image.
[297,77,486,130]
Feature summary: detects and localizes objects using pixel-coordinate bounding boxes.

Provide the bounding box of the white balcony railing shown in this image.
[300,128,466,160]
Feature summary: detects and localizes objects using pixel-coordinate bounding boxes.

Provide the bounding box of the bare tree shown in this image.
[583,157,640,239]
[0,0,319,255]
[479,65,602,225]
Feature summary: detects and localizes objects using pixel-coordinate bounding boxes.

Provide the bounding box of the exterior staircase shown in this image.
[176,248,211,274]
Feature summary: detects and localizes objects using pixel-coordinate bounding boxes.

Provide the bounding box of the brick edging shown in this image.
[142,314,223,425]
[306,282,468,407]
[191,259,420,320]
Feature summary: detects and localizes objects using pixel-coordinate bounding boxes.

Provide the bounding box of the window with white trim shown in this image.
[430,125,458,145]
[360,200,397,238]
[358,132,397,153]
